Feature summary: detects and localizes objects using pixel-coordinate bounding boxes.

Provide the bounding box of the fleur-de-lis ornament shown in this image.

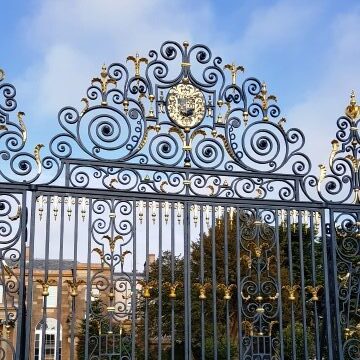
[164,282,182,299]
[102,234,123,253]
[65,279,86,297]
[138,280,157,298]
[253,82,277,120]
[36,279,57,296]
[282,284,300,301]
[194,282,212,300]
[224,63,245,85]
[126,53,148,78]
[217,283,236,300]
[305,285,323,301]
[91,64,117,95]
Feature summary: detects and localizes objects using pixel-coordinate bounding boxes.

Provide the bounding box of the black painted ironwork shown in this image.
[0,41,359,359]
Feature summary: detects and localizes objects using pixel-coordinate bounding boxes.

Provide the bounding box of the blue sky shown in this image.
[2,0,360,168]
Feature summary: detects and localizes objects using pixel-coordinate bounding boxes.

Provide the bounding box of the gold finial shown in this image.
[224,62,245,85]
[36,279,57,296]
[164,282,182,299]
[217,283,236,300]
[34,144,44,174]
[345,90,360,120]
[126,53,148,78]
[0,69,4,81]
[282,284,300,301]
[17,112,27,143]
[91,64,116,96]
[138,280,157,298]
[254,82,277,119]
[305,285,323,301]
[65,279,86,297]
[194,282,211,300]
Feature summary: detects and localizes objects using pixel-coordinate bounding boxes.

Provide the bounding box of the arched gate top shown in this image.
[0,41,359,204]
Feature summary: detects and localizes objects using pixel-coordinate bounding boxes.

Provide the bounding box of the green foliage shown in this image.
[283,322,315,358]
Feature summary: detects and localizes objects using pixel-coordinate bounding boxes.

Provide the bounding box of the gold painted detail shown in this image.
[224,63,245,85]
[8,205,21,221]
[0,125,8,131]
[345,90,360,120]
[17,112,27,143]
[92,64,116,95]
[282,284,300,301]
[138,125,158,150]
[36,279,57,297]
[317,164,327,191]
[138,280,157,298]
[216,133,235,158]
[194,283,211,300]
[65,279,86,297]
[254,82,277,119]
[217,283,236,300]
[329,139,340,167]
[305,285,323,301]
[126,53,148,77]
[34,144,44,174]
[80,97,89,116]
[167,83,205,128]
[346,155,360,172]
[164,282,182,299]
[102,234,123,253]
[168,126,185,142]
[0,69,4,81]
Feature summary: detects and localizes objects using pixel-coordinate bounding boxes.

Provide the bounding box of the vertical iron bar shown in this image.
[69,197,79,360]
[235,206,243,358]
[84,198,93,360]
[286,209,296,359]
[200,204,205,360]
[40,195,51,360]
[309,212,321,359]
[211,205,217,358]
[171,201,175,360]
[274,209,284,360]
[224,206,230,360]
[23,191,37,360]
[55,196,65,360]
[298,209,309,359]
[158,201,163,360]
[144,200,149,360]
[323,209,336,360]
[15,191,27,360]
[184,201,190,360]
[132,199,137,358]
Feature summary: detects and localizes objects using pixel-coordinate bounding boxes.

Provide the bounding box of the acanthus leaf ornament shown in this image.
[34,144,44,174]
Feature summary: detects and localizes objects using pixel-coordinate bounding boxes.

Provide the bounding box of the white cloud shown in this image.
[287,5,360,168]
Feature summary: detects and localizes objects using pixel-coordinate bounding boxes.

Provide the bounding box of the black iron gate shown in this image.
[0,41,359,359]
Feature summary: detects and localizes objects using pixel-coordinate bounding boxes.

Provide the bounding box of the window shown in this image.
[34,318,61,360]
[46,287,57,308]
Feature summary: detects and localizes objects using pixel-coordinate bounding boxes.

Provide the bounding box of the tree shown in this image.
[139,209,323,358]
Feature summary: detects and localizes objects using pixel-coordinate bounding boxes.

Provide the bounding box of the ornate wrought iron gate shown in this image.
[0,41,359,359]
